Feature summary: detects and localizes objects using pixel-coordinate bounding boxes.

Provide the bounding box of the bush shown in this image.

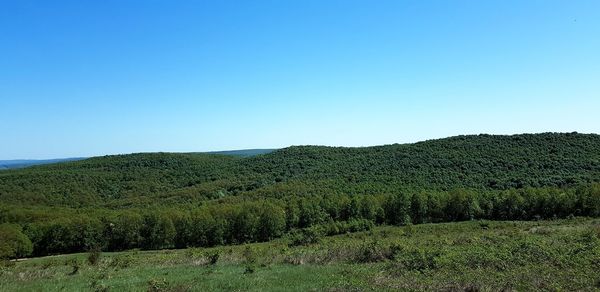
[66,258,80,275]
[355,240,390,263]
[388,246,441,273]
[319,219,373,237]
[109,254,133,269]
[479,221,490,230]
[147,278,169,292]
[206,250,220,265]
[243,246,257,274]
[87,248,102,266]
[90,280,109,292]
[347,219,374,233]
[288,228,322,247]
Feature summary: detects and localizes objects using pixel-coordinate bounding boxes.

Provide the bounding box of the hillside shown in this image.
[1,132,599,208]
[1,132,600,258]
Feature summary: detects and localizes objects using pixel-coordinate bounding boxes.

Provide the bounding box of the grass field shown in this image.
[2,218,599,291]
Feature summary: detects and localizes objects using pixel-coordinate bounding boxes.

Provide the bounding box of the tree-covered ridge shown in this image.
[1,132,599,208]
[247,132,600,186]
[1,132,600,258]
[0,153,241,206]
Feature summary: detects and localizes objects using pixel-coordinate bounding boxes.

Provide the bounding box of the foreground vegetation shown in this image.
[2,218,599,291]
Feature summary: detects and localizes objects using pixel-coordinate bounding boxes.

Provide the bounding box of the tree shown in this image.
[0,223,33,259]
[257,203,286,241]
[141,213,176,250]
[444,189,481,221]
[298,199,326,228]
[172,213,192,249]
[284,200,300,229]
[233,206,260,243]
[411,192,428,224]
[106,212,144,251]
[345,196,361,220]
[359,196,380,222]
[385,193,412,225]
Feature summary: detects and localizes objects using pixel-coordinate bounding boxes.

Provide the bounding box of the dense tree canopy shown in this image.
[0,223,33,259]
[1,133,599,208]
[1,133,600,256]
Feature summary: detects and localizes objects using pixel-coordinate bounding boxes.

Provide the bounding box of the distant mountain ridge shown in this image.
[0,149,276,170]
[0,158,85,170]
[204,149,276,157]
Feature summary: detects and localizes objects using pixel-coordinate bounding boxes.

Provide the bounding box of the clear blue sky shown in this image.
[1,0,599,159]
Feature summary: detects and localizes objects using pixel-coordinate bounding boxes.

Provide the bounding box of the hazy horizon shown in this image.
[2,1,599,159]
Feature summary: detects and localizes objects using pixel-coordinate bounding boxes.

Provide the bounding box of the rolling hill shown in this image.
[1,132,600,258]
[0,132,599,208]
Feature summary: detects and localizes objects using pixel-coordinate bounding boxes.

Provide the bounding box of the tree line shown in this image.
[2,183,599,258]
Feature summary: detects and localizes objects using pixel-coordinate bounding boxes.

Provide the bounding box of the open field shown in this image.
[2,218,599,291]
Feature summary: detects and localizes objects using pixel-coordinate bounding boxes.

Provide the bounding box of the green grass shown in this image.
[2,218,600,291]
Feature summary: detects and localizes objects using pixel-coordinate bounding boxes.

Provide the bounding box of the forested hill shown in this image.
[1,132,599,208]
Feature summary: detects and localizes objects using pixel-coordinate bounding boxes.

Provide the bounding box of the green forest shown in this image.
[2,132,600,259]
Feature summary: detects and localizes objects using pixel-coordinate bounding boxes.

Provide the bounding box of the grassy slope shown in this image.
[2,218,599,291]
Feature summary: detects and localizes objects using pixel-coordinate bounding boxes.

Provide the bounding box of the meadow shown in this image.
[2,218,599,291]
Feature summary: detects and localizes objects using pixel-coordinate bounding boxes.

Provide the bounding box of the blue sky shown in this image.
[1,0,599,159]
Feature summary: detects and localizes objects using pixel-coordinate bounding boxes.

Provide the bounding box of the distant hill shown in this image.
[205,149,276,157]
[1,132,599,208]
[0,158,85,170]
[0,149,274,171]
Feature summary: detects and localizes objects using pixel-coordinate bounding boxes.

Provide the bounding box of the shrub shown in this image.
[347,219,374,233]
[243,246,257,274]
[206,251,220,265]
[355,240,389,263]
[244,265,256,274]
[87,248,102,266]
[147,278,169,292]
[287,228,322,247]
[389,247,441,273]
[109,254,133,269]
[479,221,490,229]
[90,280,109,292]
[66,258,80,275]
